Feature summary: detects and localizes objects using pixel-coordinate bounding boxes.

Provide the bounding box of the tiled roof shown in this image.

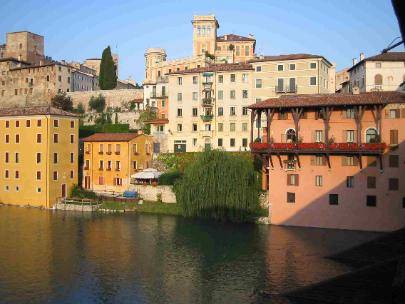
[248,91,405,109]
[216,34,255,42]
[249,53,332,66]
[169,63,253,75]
[145,118,169,124]
[0,105,79,117]
[348,52,405,71]
[82,133,140,142]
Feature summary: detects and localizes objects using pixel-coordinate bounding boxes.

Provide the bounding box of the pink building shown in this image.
[249,91,405,232]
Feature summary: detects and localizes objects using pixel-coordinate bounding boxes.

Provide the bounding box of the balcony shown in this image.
[98,151,104,155]
[85,150,90,155]
[250,142,386,155]
[106,167,112,171]
[275,85,297,94]
[106,151,112,155]
[202,82,213,91]
[150,92,167,99]
[115,151,121,155]
[202,97,213,107]
[200,114,213,122]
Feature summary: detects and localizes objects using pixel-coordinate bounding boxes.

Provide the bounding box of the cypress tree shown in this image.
[99,46,117,90]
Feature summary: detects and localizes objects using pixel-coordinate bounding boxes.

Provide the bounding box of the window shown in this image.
[242,90,248,98]
[230,106,236,116]
[256,79,262,88]
[329,194,339,205]
[15,120,19,128]
[177,93,182,101]
[345,108,355,119]
[388,109,400,119]
[192,108,198,117]
[37,120,41,127]
[230,123,236,132]
[242,73,248,83]
[177,124,182,132]
[277,64,284,71]
[310,77,317,85]
[205,124,211,131]
[36,153,41,163]
[15,171,19,179]
[389,178,399,191]
[346,130,355,143]
[230,74,236,82]
[315,175,323,187]
[99,160,104,170]
[70,153,74,163]
[5,170,9,178]
[36,171,41,180]
[5,134,9,143]
[218,107,223,116]
[177,108,183,117]
[70,120,74,128]
[242,122,247,132]
[114,178,123,186]
[366,195,377,207]
[192,92,198,101]
[390,130,398,145]
[192,138,197,146]
[242,107,248,116]
[287,174,299,186]
[53,171,58,181]
[115,144,121,154]
[310,62,317,69]
[116,161,121,171]
[218,90,223,100]
[70,134,74,144]
[5,121,10,128]
[53,134,58,143]
[5,152,9,163]
[342,156,357,166]
[374,74,383,85]
[26,120,31,127]
[315,130,324,143]
[286,129,296,142]
[230,90,236,99]
[177,77,182,85]
[287,192,295,203]
[289,63,296,70]
[218,138,223,147]
[367,176,376,189]
[366,128,378,143]
[242,138,247,148]
[53,119,59,127]
[132,161,137,170]
[15,153,19,163]
[245,45,249,56]
[53,153,58,164]
[218,123,223,132]
[218,75,223,83]
[193,76,198,84]
[230,138,235,147]
[389,155,399,168]
[192,123,197,132]
[346,176,354,188]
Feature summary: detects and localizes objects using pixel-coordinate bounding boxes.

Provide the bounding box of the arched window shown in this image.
[374,74,383,85]
[366,128,378,143]
[286,129,296,142]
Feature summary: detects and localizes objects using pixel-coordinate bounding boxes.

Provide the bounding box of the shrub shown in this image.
[70,184,97,199]
[174,150,261,222]
[158,170,182,185]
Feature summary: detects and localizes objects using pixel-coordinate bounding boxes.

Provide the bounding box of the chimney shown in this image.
[352,58,358,66]
[359,52,365,61]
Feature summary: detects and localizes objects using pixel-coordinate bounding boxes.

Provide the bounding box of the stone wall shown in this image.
[67,89,143,109]
[129,185,176,203]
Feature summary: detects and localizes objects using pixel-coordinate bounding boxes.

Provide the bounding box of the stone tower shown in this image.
[192,15,219,57]
[144,48,167,83]
[5,31,44,65]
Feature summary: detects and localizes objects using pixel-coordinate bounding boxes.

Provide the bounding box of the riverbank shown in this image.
[100,200,181,215]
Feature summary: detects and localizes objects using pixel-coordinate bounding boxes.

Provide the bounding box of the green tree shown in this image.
[76,102,85,114]
[51,92,73,111]
[89,94,106,113]
[174,150,261,222]
[99,46,117,90]
[137,106,156,134]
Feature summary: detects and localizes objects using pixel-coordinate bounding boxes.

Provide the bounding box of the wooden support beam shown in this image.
[269,155,274,168]
[291,107,303,142]
[326,154,331,168]
[266,109,275,144]
[321,107,332,145]
[371,105,383,140]
[296,154,301,168]
[257,110,262,142]
[355,105,365,145]
[358,155,363,169]
[277,154,282,168]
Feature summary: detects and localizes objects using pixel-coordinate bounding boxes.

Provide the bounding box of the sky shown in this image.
[0,0,403,82]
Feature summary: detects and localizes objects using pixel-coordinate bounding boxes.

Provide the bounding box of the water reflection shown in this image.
[0,207,380,304]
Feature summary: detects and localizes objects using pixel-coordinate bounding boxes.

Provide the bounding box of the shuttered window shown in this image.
[367,176,376,189]
[366,195,377,207]
[287,192,295,203]
[390,130,398,145]
[389,155,399,168]
[342,156,358,166]
[287,174,299,186]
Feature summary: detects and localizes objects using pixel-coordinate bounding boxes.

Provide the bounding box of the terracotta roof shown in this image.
[82,133,140,142]
[169,63,253,75]
[249,53,333,66]
[348,52,405,72]
[0,105,79,117]
[248,91,405,109]
[145,118,169,124]
[216,34,255,42]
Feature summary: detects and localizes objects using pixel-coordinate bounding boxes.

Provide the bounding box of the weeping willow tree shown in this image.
[174,150,261,222]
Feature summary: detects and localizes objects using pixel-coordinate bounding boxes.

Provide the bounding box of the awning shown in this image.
[132,168,162,180]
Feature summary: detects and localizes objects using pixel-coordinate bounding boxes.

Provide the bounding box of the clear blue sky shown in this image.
[1,0,402,82]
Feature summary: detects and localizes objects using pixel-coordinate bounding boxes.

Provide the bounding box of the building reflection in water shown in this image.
[0,207,380,304]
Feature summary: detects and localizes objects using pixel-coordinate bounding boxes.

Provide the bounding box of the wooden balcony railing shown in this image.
[250,142,386,154]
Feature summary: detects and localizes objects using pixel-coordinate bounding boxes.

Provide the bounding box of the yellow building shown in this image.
[82,133,153,193]
[0,106,79,208]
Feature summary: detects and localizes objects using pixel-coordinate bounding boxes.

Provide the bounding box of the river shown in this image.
[0,206,381,304]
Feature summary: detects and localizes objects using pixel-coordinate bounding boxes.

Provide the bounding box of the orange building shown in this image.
[249,91,405,232]
[82,133,153,193]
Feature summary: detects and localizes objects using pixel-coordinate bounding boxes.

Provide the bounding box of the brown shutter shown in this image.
[390,130,398,145]
[295,174,299,186]
[287,174,291,186]
[401,108,405,118]
[384,109,389,118]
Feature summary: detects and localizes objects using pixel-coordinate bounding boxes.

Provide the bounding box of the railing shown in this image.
[250,142,386,154]
[202,97,213,107]
[275,85,297,93]
[200,114,213,122]
[150,92,167,98]
[115,151,121,155]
